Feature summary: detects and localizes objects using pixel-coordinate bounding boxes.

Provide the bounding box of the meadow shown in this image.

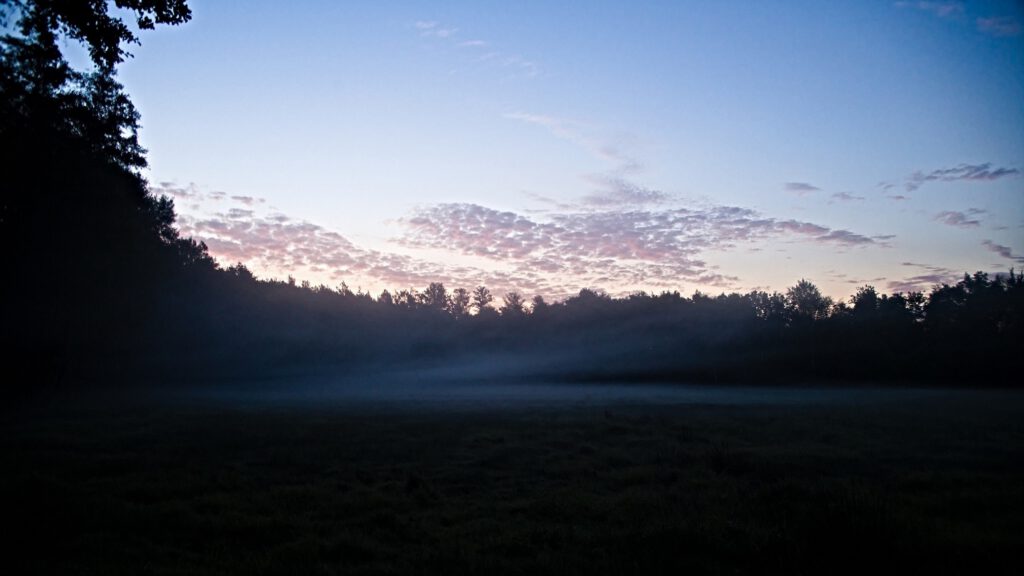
[4,383,1022,575]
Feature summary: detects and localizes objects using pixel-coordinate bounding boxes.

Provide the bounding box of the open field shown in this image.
[4,383,1023,575]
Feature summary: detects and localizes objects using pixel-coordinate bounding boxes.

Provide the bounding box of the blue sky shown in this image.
[113,1,1022,298]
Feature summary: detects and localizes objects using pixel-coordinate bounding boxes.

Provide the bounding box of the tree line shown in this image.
[170,265,1022,384]
[223,266,1023,336]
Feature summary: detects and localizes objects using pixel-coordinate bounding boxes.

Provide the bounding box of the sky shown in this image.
[108,0,1023,300]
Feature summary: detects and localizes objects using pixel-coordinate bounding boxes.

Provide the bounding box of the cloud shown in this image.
[153,184,587,297]
[175,206,526,293]
[415,20,456,38]
[504,112,589,146]
[230,195,264,206]
[415,21,539,78]
[154,182,879,298]
[895,2,964,19]
[977,16,1021,37]
[898,3,1022,38]
[878,182,910,201]
[887,273,952,293]
[506,111,649,208]
[887,261,960,292]
[830,192,865,202]
[500,55,539,77]
[179,213,358,271]
[226,208,254,219]
[505,111,642,174]
[934,210,982,228]
[581,175,668,207]
[982,240,1024,263]
[905,162,1019,191]
[784,182,821,195]
[156,181,200,200]
[522,191,576,211]
[816,229,875,245]
[398,201,876,294]
[152,182,270,207]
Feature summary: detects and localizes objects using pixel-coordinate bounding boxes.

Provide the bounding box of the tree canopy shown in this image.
[2,0,191,69]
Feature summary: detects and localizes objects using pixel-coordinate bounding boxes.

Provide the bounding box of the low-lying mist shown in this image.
[167,357,966,412]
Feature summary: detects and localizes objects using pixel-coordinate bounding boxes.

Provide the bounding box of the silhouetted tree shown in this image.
[472,286,493,314]
[566,288,611,309]
[2,0,191,70]
[421,282,448,311]
[1,0,199,389]
[501,291,526,316]
[449,287,471,318]
[226,262,255,282]
[851,285,879,318]
[531,295,548,315]
[786,279,832,322]
[395,289,419,309]
[748,290,788,324]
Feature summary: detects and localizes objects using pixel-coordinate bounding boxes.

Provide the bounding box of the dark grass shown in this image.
[4,386,1023,575]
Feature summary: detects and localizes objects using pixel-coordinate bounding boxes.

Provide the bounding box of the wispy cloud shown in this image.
[505,111,643,178]
[581,175,668,207]
[505,113,626,165]
[415,20,539,78]
[887,261,960,292]
[521,191,576,212]
[830,192,865,202]
[878,181,910,201]
[230,195,264,206]
[816,230,875,245]
[895,2,964,19]
[507,112,687,213]
[505,111,653,210]
[977,16,1021,37]
[905,162,1019,191]
[784,182,821,195]
[415,20,457,38]
[897,2,1022,38]
[982,240,1024,263]
[500,55,540,78]
[934,209,984,228]
[157,181,201,200]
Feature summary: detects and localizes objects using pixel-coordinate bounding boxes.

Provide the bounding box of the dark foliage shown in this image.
[1,0,206,392]
[2,0,191,69]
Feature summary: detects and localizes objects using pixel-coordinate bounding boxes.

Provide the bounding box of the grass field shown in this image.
[4,384,1023,575]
